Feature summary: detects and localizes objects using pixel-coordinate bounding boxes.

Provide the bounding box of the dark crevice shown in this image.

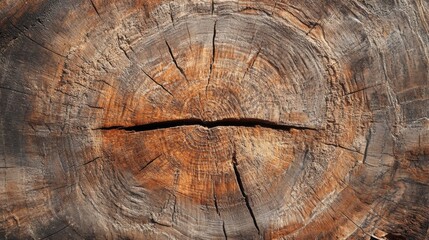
[0,85,32,96]
[385,233,406,240]
[214,184,227,239]
[165,40,189,82]
[214,191,220,215]
[140,155,162,172]
[232,150,260,234]
[10,23,66,58]
[242,48,261,80]
[222,222,228,240]
[117,35,131,61]
[171,195,177,224]
[89,0,101,18]
[82,157,101,166]
[342,83,383,97]
[40,224,70,240]
[206,20,217,94]
[169,3,175,25]
[306,17,321,36]
[141,68,174,97]
[362,129,372,164]
[94,118,318,132]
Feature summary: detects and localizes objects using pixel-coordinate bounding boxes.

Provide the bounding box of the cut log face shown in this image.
[1,0,428,239]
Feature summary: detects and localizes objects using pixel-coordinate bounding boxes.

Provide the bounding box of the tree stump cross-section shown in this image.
[0,0,428,239]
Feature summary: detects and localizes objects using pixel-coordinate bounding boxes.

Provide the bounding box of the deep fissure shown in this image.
[165,40,189,82]
[232,150,260,234]
[94,118,318,132]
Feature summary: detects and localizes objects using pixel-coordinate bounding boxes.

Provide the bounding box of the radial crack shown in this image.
[10,23,66,58]
[0,85,33,96]
[89,0,101,18]
[214,183,228,239]
[206,20,217,94]
[82,157,101,166]
[186,22,193,51]
[362,129,372,164]
[242,48,261,80]
[342,83,383,97]
[214,190,220,215]
[141,68,174,96]
[231,150,260,234]
[222,222,228,240]
[140,155,162,172]
[40,224,70,240]
[165,40,189,82]
[169,3,175,25]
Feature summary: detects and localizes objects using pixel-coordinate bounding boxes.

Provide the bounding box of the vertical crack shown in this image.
[185,22,193,51]
[171,169,180,224]
[231,150,260,234]
[214,190,220,215]
[169,3,175,25]
[214,183,228,239]
[117,34,131,61]
[206,20,217,95]
[211,0,215,15]
[362,129,372,164]
[222,222,228,240]
[171,195,177,224]
[165,40,189,82]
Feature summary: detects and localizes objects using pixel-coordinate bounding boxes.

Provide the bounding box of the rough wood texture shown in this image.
[1,0,428,239]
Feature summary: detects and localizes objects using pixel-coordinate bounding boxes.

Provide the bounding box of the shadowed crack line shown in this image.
[207,21,217,89]
[214,191,221,215]
[82,157,101,166]
[242,48,261,80]
[222,222,228,240]
[169,3,175,25]
[10,23,66,58]
[140,154,162,172]
[213,183,228,239]
[362,129,372,164]
[165,40,189,82]
[40,224,70,240]
[232,150,260,234]
[140,68,174,96]
[93,118,318,132]
[89,0,101,18]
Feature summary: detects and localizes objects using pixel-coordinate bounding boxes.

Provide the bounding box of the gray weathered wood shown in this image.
[0,0,428,239]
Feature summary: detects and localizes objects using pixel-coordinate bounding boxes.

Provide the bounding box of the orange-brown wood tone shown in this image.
[0,0,428,239]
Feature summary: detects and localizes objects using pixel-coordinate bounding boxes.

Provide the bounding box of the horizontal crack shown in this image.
[93,118,318,132]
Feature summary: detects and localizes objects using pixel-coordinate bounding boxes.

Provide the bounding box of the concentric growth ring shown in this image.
[1,1,428,239]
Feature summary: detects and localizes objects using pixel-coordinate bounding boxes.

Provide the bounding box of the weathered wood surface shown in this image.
[0,0,428,239]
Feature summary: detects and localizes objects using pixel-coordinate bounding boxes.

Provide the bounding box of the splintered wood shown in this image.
[0,0,428,239]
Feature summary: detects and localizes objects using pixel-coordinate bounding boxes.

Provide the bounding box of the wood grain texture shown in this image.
[0,0,428,239]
